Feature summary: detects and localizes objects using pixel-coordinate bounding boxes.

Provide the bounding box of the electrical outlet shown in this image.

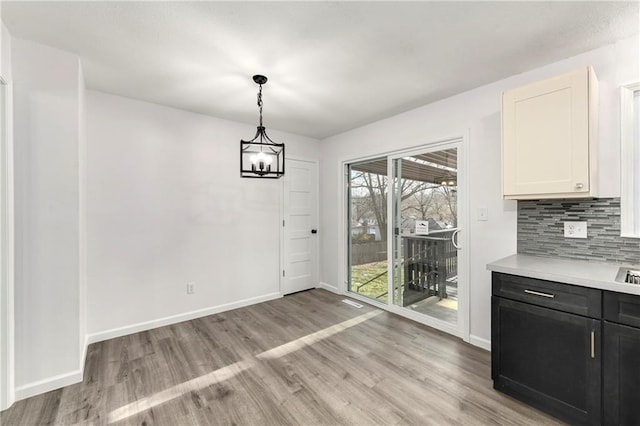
[564,221,587,239]
[186,282,195,294]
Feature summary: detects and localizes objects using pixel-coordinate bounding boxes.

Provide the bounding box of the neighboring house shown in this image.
[400,217,444,235]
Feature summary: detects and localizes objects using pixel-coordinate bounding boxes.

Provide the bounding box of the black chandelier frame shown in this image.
[240,75,285,179]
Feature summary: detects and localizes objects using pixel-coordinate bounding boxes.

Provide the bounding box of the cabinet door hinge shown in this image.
[283,220,285,227]
[283,270,286,277]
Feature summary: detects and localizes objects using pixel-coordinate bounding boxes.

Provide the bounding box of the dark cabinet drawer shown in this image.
[603,291,640,328]
[492,272,601,318]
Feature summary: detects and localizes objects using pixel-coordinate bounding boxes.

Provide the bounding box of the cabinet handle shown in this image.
[575,183,584,190]
[524,289,555,299]
[590,330,595,359]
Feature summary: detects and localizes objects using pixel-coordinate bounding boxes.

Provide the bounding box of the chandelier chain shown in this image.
[257,84,264,128]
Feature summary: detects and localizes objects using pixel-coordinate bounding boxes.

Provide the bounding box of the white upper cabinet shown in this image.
[502,66,598,199]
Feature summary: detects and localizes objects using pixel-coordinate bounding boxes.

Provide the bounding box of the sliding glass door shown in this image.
[347,157,389,303]
[346,141,464,335]
[391,147,459,326]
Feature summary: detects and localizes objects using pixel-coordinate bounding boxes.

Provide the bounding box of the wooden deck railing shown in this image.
[402,229,457,304]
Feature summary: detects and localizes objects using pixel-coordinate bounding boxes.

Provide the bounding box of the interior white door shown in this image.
[282,159,318,295]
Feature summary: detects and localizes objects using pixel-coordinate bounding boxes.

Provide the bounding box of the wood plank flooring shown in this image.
[1,289,563,425]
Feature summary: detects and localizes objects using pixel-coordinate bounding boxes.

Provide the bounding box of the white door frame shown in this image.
[280,157,320,295]
[341,133,470,342]
[0,78,15,410]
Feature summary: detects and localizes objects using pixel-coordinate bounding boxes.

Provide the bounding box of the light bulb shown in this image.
[251,152,273,165]
[261,152,273,165]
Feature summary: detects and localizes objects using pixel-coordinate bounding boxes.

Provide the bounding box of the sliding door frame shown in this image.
[345,156,390,306]
[341,133,469,342]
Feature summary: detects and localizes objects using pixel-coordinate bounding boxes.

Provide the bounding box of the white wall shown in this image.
[319,35,640,347]
[13,38,85,398]
[0,24,10,79]
[86,91,319,340]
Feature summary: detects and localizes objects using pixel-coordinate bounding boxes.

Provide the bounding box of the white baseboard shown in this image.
[14,293,283,403]
[14,369,83,401]
[14,334,90,402]
[469,334,491,351]
[87,292,282,345]
[317,281,340,294]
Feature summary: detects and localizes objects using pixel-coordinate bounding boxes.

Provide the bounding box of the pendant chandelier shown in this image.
[240,75,285,178]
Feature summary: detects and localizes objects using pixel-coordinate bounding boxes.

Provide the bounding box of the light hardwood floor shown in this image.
[1,289,563,425]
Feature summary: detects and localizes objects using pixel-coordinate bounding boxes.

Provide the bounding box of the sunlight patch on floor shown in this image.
[257,310,381,360]
[107,309,382,423]
[437,298,457,310]
[107,360,253,423]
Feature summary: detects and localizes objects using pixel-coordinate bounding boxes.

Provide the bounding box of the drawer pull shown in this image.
[524,289,555,299]
[590,330,595,359]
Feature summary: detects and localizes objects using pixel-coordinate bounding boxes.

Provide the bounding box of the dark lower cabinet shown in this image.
[603,321,640,425]
[493,272,640,426]
[492,296,602,424]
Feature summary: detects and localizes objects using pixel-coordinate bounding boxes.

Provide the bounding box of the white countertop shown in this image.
[487,254,640,296]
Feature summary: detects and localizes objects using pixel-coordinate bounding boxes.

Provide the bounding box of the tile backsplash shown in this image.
[518,198,640,265]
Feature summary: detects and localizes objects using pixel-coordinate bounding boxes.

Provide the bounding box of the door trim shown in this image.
[280,157,319,295]
[0,78,15,410]
[341,132,470,342]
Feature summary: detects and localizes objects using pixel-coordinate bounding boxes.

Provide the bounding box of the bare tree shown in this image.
[350,171,431,241]
[350,194,374,224]
[440,186,458,226]
[404,186,437,219]
[360,171,388,240]
[394,185,458,227]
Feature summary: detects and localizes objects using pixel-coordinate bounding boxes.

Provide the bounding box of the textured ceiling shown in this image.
[2,1,639,139]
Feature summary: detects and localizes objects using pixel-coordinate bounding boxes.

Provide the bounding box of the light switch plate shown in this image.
[477,207,488,221]
[564,221,587,239]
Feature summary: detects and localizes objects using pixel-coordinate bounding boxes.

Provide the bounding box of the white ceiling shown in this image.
[2,1,639,139]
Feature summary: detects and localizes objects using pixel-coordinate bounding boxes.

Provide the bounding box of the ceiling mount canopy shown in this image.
[240,74,285,179]
[252,74,267,85]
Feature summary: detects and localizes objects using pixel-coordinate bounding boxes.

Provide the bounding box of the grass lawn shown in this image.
[350,261,392,303]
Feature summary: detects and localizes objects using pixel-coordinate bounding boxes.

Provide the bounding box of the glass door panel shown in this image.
[392,148,459,325]
[347,158,389,303]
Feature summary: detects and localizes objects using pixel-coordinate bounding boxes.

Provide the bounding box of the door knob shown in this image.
[311,229,318,234]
